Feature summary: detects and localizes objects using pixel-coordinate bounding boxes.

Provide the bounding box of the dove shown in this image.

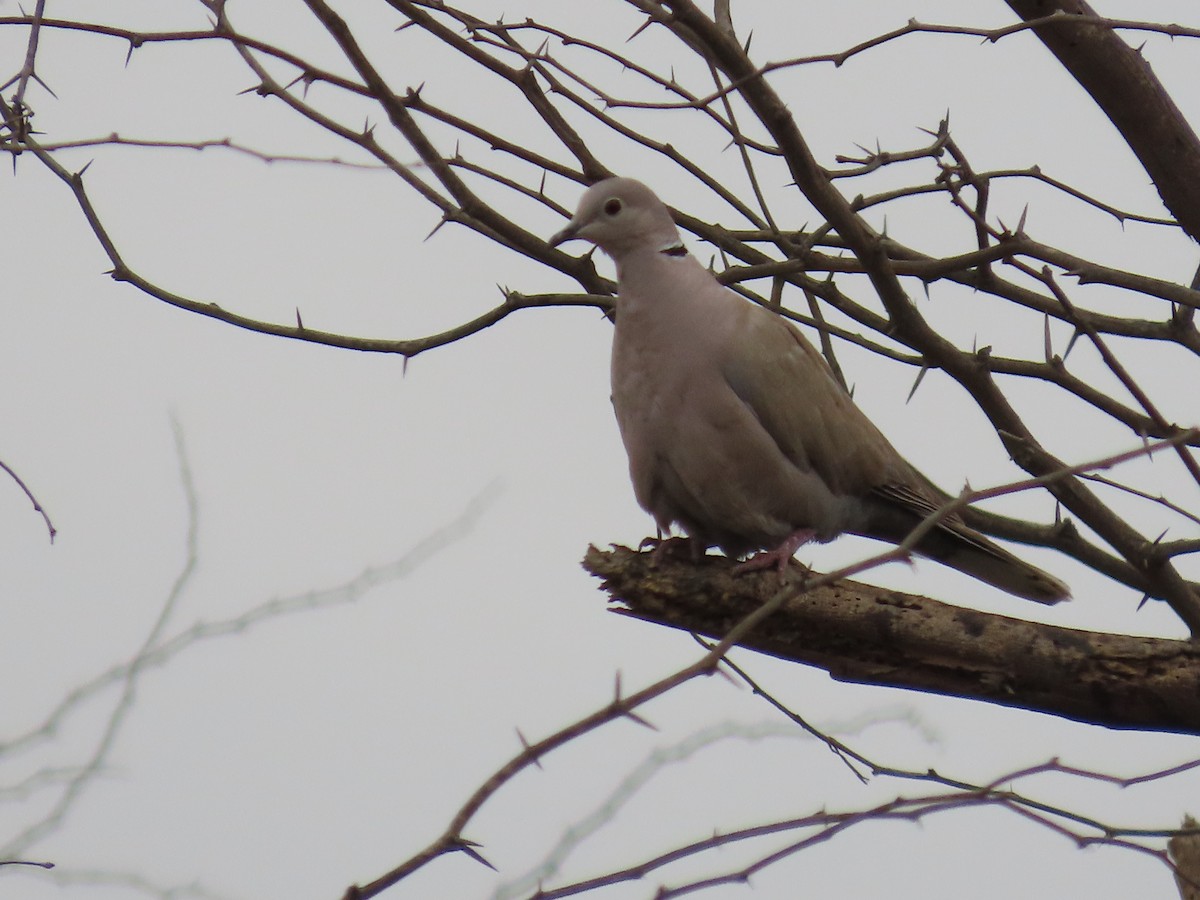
[550,177,1069,604]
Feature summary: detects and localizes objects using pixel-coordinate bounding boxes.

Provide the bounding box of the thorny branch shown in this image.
[570,579,1200,894]
[1,0,1196,705]
[4,3,1200,896]
[347,435,1200,898]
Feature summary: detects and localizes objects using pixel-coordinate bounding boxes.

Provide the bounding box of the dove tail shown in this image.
[914,529,1070,605]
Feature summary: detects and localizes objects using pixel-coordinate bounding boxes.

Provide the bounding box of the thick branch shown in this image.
[1005,0,1200,242]
[584,545,1200,735]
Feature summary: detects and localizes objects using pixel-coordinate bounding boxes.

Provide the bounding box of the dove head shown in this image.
[549,177,682,258]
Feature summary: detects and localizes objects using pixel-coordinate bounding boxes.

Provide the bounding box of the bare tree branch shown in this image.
[1004,0,1200,242]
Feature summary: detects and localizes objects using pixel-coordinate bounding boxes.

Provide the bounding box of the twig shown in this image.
[0,456,55,542]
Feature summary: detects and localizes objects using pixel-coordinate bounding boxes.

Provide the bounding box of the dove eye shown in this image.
[604,198,622,216]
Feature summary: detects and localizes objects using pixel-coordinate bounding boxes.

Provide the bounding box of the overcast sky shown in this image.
[4,2,1200,899]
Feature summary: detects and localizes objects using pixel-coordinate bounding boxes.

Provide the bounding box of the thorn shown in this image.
[424,216,449,242]
[906,365,929,403]
[402,355,410,376]
[1136,593,1152,611]
[627,17,654,42]
[1016,204,1029,235]
[623,709,658,730]
[516,728,542,769]
[32,72,57,99]
[125,42,136,67]
[743,30,754,54]
[295,308,304,330]
[1063,329,1082,360]
[451,837,496,871]
[1043,314,1053,363]
[613,670,623,701]
[713,660,739,687]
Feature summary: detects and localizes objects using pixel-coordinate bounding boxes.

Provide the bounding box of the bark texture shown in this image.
[584,545,1200,735]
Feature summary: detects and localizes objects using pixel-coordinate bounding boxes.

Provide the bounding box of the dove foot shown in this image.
[733,529,816,577]
[637,534,663,552]
[641,534,704,566]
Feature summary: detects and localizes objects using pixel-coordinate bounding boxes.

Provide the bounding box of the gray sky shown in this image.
[3,2,1200,898]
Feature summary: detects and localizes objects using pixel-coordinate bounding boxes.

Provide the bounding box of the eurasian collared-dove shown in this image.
[550,177,1069,604]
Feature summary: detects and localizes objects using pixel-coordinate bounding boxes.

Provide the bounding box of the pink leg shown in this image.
[733,529,815,576]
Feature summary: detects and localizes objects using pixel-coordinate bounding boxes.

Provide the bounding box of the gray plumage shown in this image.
[551,177,1069,604]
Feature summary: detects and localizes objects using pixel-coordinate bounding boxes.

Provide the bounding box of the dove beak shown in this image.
[549,220,581,247]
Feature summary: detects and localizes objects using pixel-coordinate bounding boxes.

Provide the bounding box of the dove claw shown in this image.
[732,529,816,578]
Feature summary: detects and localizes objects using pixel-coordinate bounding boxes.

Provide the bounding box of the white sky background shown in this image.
[3,1,1200,898]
